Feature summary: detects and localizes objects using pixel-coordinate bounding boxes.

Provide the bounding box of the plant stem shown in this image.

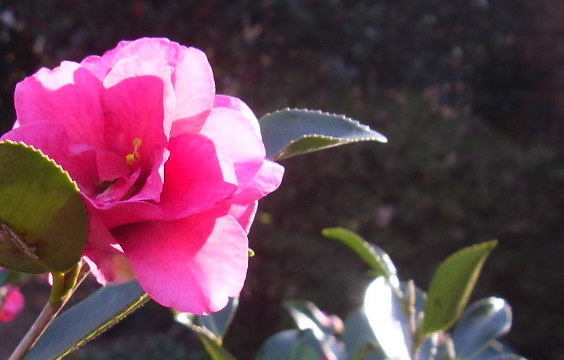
[8,300,63,360]
[8,264,90,360]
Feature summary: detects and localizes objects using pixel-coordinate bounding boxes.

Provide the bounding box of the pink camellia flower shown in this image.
[0,285,24,322]
[1,37,284,314]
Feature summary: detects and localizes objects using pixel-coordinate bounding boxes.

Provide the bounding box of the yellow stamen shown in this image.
[125,138,143,165]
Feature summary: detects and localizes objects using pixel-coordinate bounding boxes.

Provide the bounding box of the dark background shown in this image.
[1,1,563,359]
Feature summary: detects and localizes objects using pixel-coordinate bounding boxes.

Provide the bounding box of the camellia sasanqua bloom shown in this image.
[0,284,24,322]
[1,37,284,314]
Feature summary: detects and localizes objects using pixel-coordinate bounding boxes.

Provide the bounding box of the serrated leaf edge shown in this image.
[277,134,380,160]
[0,140,81,192]
[53,292,150,359]
[259,107,389,143]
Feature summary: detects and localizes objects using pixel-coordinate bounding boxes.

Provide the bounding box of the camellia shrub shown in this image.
[0,37,392,359]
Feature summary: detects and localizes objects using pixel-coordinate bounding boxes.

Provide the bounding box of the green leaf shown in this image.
[197,297,239,341]
[197,334,237,360]
[258,108,387,160]
[322,227,399,288]
[174,301,238,360]
[0,268,8,286]
[363,277,412,359]
[420,240,498,336]
[451,297,512,359]
[467,340,526,360]
[343,308,385,360]
[256,329,325,360]
[434,335,456,360]
[0,141,87,273]
[184,325,237,360]
[256,330,302,360]
[25,281,149,360]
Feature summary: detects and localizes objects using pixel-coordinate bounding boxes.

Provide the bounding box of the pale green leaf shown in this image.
[420,240,497,336]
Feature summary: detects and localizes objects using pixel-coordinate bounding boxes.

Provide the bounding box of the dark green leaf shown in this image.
[174,306,238,360]
[25,281,149,360]
[193,330,237,360]
[259,109,387,160]
[0,268,8,286]
[0,141,87,273]
[451,297,512,359]
[420,240,497,336]
[256,330,302,360]
[255,329,324,360]
[322,228,398,288]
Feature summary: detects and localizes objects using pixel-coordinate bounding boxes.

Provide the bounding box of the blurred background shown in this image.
[0,0,563,359]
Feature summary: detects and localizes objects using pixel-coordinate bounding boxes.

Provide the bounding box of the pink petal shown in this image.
[102,38,215,120]
[14,63,105,147]
[229,201,258,233]
[94,168,141,206]
[200,107,266,189]
[95,148,131,183]
[100,74,169,200]
[116,208,249,314]
[170,110,210,137]
[83,248,134,285]
[213,95,261,137]
[0,285,24,322]
[93,200,161,229]
[80,39,132,79]
[169,45,215,120]
[102,55,175,141]
[159,132,238,218]
[230,159,285,204]
[80,55,109,80]
[83,212,133,285]
[228,160,284,232]
[96,133,238,227]
[129,148,170,203]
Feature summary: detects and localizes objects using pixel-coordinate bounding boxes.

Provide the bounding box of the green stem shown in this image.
[8,263,90,360]
[49,261,82,305]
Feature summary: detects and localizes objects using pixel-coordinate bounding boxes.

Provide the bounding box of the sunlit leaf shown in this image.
[343,308,385,360]
[0,141,87,273]
[25,281,149,360]
[420,240,497,336]
[451,297,512,359]
[259,108,387,160]
[363,277,412,360]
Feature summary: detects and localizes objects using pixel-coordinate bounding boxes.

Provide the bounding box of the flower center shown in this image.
[125,138,143,166]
